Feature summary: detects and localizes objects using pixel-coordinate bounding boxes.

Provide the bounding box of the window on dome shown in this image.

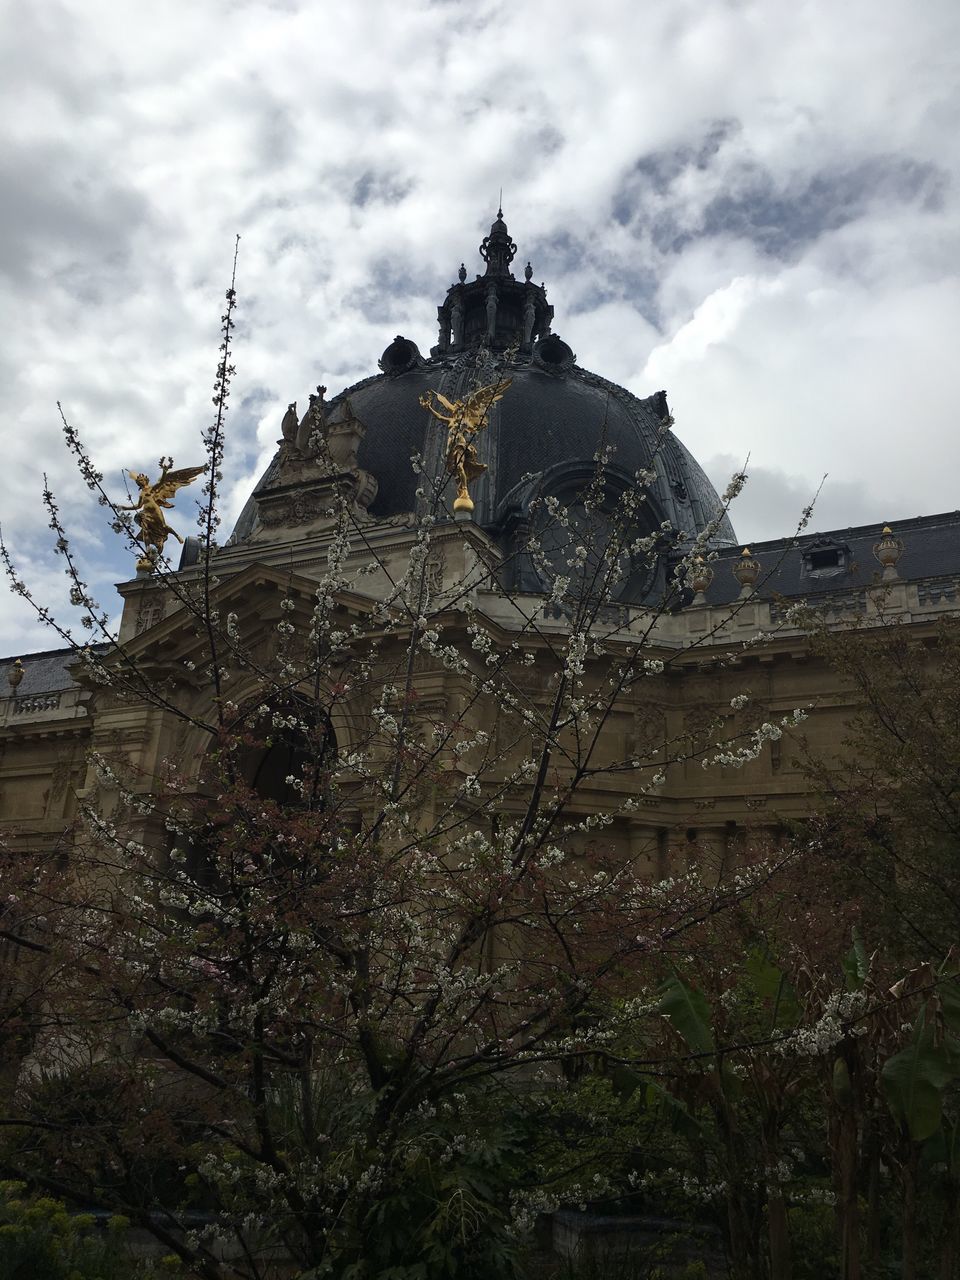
[802,541,849,579]
[531,473,663,608]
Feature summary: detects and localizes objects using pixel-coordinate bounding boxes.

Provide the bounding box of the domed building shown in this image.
[4,210,960,1280]
[2,210,960,871]
[225,208,735,606]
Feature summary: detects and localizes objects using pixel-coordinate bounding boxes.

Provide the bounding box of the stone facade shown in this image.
[2,213,957,858]
[3,516,956,864]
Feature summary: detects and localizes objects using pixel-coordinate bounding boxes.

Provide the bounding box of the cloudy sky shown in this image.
[2,0,958,653]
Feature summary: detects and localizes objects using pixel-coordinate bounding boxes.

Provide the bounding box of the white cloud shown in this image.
[1,0,959,651]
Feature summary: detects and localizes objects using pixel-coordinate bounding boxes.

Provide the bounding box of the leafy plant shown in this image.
[0,1182,157,1280]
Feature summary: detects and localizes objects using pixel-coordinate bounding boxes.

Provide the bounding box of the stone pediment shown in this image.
[113,563,377,670]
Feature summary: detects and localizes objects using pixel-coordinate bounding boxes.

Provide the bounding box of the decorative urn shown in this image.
[732,547,760,594]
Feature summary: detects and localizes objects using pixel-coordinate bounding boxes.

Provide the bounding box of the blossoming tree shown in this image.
[0,265,816,1279]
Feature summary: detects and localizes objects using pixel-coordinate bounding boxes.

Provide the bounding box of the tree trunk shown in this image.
[725,1185,759,1280]
[940,1183,960,1280]
[902,1143,919,1280]
[716,1094,761,1280]
[864,1111,882,1271]
[941,1195,960,1280]
[838,1107,861,1280]
[767,1185,792,1280]
[761,1112,792,1280]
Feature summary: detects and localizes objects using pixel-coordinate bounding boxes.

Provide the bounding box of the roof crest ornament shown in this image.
[479,208,517,277]
[432,209,553,357]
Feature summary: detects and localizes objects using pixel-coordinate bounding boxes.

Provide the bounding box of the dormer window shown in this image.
[802,539,849,579]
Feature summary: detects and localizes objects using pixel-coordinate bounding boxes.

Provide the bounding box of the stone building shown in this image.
[2,210,958,863]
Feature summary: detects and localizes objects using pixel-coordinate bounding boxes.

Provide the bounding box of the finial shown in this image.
[458,262,467,284]
[479,208,517,276]
[524,261,533,282]
[688,555,714,605]
[498,187,503,218]
[874,525,903,579]
[8,658,24,691]
[733,547,760,596]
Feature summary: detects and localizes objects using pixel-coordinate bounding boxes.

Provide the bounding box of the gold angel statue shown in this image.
[119,457,204,570]
[419,380,512,512]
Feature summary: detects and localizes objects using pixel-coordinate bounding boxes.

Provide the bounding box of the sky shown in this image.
[1,0,958,654]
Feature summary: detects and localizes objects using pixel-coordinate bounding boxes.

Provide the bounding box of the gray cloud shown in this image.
[613,122,948,262]
[706,455,884,545]
[0,142,150,284]
[698,155,947,259]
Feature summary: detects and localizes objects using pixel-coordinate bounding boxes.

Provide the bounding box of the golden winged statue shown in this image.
[118,457,204,571]
[419,379,512,512]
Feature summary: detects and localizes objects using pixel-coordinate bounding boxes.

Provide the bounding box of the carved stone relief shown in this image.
[135,601,165,634]
[425,552,445,598]
[627,704,667,763]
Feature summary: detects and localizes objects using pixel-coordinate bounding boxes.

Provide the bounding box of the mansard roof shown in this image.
[1,644,110,696]
[702,510,960,607]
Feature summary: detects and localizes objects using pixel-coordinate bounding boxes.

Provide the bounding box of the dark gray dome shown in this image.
[228,210,737,563]
[231,351,736,548]
[342,353,729,539]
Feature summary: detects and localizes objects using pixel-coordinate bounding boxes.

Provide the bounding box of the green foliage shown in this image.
[939,974,960,1032]
[656,975,714,1058]
[744,947,799,1031]
[787,1202,839,1279]
[0,1182,158,1280]
[300,1088,528,1280]
[840,927,869,991]
[924,1112,960,1179]
[831,1057,854,1108]
[881,1013,959,1141]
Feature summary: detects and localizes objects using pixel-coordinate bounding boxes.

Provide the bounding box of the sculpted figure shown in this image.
[485,286,497,340]
[295,385,326,457]
[522,293,536,346]
[281,401,298,444]
[119,458,204,570]
[450,296,464,346]
[419,379,512,512]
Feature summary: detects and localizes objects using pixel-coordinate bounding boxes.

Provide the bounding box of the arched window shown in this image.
[177,697,338,896]
[528,465,665,608]
[245,696,337,810]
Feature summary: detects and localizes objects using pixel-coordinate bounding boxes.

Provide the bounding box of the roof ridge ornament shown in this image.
[874,524,904,580]
[479,208,517,277]
[432,210,553,357]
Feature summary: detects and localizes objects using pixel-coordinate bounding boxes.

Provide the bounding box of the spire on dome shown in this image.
[479,209,517,277]
[433,210,554,356]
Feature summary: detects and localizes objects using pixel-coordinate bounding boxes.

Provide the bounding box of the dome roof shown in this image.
[229,211,737,564]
